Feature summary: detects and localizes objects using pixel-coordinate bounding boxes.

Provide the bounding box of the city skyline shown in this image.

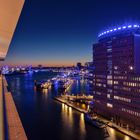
[1,1,140,140]
[4,0,140,66]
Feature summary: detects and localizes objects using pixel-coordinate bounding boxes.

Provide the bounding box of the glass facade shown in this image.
[92,27,140,131]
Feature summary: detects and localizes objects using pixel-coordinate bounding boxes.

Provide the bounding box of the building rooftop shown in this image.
[98,24,140,39]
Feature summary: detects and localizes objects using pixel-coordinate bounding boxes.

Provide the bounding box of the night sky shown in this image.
[5,0,140,66]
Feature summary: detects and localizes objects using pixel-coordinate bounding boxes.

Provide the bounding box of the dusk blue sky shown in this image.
[5,0,140,66]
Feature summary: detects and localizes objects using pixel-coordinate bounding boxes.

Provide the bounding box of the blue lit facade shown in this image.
[98,24,140,38]
[92,24,140,132]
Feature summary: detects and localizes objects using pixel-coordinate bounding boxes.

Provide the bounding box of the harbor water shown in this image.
[6,71,133,140]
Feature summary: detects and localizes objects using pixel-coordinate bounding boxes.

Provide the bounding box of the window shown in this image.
[107,103,113,108]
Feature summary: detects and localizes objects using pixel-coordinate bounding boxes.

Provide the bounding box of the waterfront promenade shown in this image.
[0,75,27,140]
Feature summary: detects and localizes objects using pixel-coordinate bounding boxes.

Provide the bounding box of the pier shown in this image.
[54,96,88,114]
[60,95,93,105]
[61,95,93,102]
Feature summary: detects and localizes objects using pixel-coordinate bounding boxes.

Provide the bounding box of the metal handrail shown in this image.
[0,75,4,140]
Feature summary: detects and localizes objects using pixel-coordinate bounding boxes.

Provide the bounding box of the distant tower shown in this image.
[76,62,82,70]
[38,64,42,69]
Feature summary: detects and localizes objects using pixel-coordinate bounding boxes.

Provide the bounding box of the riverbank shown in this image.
[54,96,140,140]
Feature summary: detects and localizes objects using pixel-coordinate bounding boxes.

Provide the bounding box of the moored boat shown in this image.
[84,113,106,129]
[34,80,51,90]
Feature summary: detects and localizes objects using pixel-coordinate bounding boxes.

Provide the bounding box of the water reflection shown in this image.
[61,104,74,130]
[12,77,21,96]
[42,88,48,94]
[42,88,49,99]
[124,136,130,140]
[71,79,90,96]
[61,103,86,140]
[79,113,86,140]
[6,72,134,140]
[106,127,132,140]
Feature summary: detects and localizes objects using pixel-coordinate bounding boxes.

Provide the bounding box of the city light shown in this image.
[95,22,140,140]
[128,25,132,28]
[123,26,126,29]
[98,24,140,37]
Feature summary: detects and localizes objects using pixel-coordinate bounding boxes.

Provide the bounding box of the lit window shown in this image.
[107,103,113,108]
[129,66,133,70]
[107,94,111,98]
[107,80,113,85]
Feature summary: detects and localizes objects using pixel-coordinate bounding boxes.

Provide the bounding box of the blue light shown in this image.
[99,24,140,38]
[133,25,138,28]
[128,25,132,28]
[122,26,126,29]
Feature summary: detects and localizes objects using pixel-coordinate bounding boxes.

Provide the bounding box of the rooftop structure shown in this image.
[98,24,140,40]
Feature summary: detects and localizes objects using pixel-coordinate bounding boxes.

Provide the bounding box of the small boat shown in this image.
[84,113,106,129]
[41,82,51,89]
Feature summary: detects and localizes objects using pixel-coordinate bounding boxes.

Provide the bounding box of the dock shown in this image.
[54,96,87,114]
[61,95,93,102]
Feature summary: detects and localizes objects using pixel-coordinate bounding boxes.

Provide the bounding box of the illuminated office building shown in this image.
[93,24,140,130]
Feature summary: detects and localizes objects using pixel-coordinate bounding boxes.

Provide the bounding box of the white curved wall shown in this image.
[0,0,25,60]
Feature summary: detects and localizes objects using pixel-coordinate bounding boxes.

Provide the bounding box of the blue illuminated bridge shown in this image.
[98,24,140,39]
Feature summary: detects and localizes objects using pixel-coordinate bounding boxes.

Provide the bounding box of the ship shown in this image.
[34,80,51,90]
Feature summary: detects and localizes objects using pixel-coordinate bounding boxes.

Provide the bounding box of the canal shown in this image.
[6,71,133,140]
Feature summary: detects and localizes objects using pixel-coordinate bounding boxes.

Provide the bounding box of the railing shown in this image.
[2,75,28,140]
[0,75,4,140]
